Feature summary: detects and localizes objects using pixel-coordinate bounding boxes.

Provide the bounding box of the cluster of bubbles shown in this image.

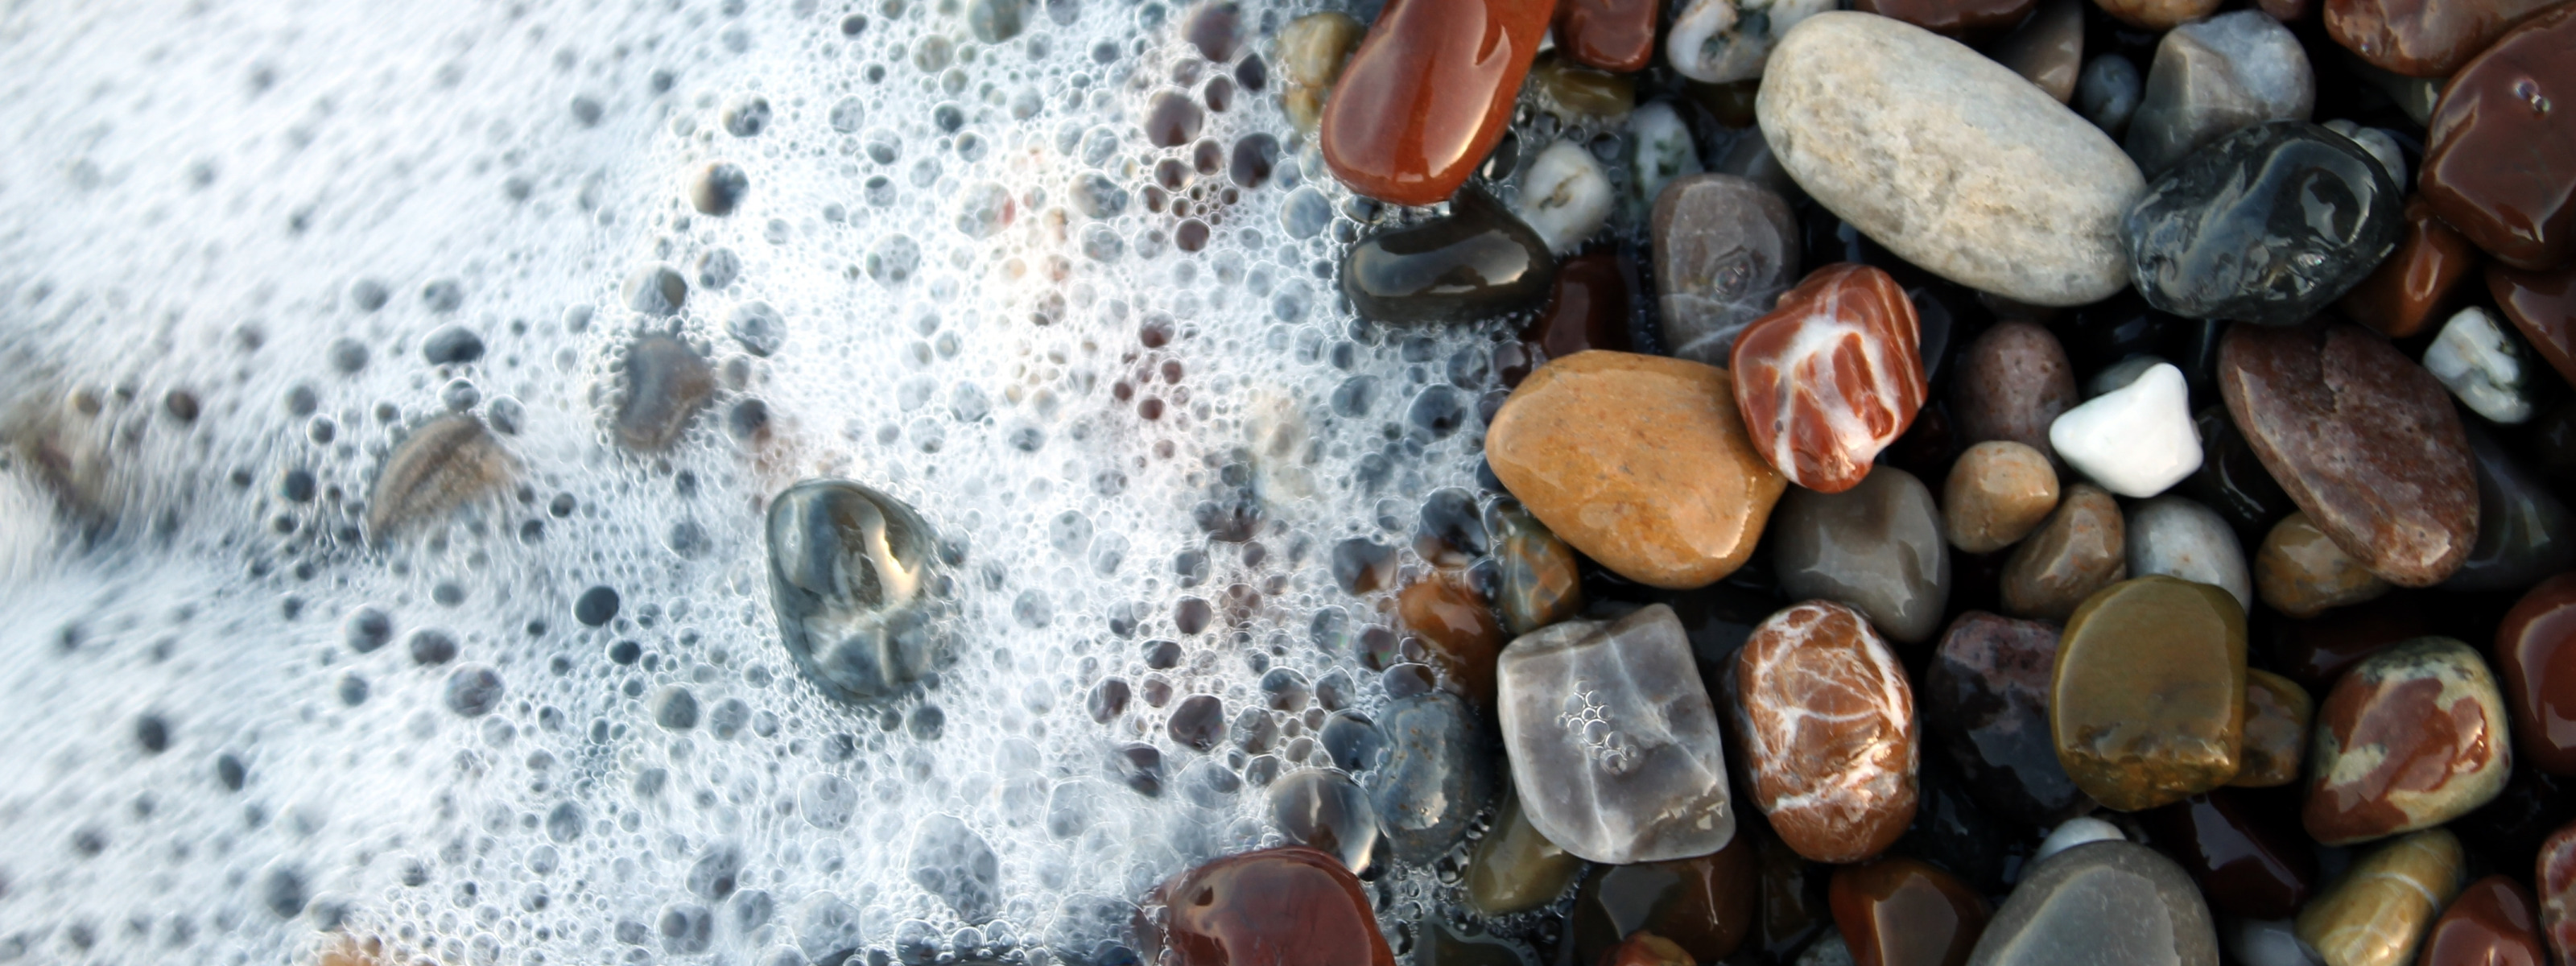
[0,0,1563,962]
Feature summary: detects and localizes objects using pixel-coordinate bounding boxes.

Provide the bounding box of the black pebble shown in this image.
[576,586,621,626]
[422,325,485,365]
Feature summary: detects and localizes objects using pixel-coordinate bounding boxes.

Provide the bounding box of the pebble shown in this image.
[2326,0,2560,81]
[2339,198,2479,340]
[1828,857,1992,966]
[1757,13,2143,307]
[2256,513,2388,617]
[366,415,515,537]
[2033,816,2125,862]
[2305,638,2512,845]
[1521,253,1636,369]
[1988,0,2083,103]
[1665,0,1835,84]
[1319,0,1547,205]
[2417,6,2574,271]
[1152,847,1395,966]
[1487,352,1785,588]
[1464,793,1583,916]
[765,479,944,704]
[1488,502,1584,637]
[1552,0,1657,71]
[1564,834,1759,964]
[1852,0,2030,34]
[1965,840,2219,966]
[2293,828,2463,966]
[2319,121,2404,187]
[1943,441,2059,554]
[2124,495,2248,609]
[2231,668,2312,788]
[2078,55,2142,135]
[2494,266,2576,390]
[614,333,715,452]
[2051,576,2248,812]
[1368,692,1491,864]
[1525,53,1636,124]
[1269,770,1386,874]
[2425,308,2541,424]
[1770,467,1951,644]
[2219,321,2479,588]
[1951,322,2079,463]
[1628,103,1703,220]
[2499,573,2576,776]
[2123,11,2314,177]
[1730,264,1928,493]
[2124,122,2401,325]
[2140,789,2315,920]
[1731,601,1919,864]
[1342,188,1555,324]
[1650,174,1801,366]
[2223,919,2316,966]
[2091,0,2219,29]
[1396,572,1502,708]
[1926,612,2091,825]
[2545,824,2576,964]
[1274,12,1360,133]
[2417,875,2547,966]
[1513,141,1613,255]
[2446,421,2576,592]
[2048,361,2202,497]
[2000,483,2127,621]
[1496,605,1735,864]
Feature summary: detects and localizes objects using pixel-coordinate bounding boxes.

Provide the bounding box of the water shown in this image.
[0,0,1518,960]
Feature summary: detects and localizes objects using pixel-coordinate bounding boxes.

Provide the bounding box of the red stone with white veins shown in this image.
[2545,820,2576,964]
[1731,263,1929,493]
[1731,600,1922,863]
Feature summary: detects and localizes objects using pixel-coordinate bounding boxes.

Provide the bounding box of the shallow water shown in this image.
[0,0,1518,960]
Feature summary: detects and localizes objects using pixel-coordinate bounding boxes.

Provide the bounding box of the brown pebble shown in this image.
[1951,321,2077,464]
[1999,483,2125,621]
[1943,440,2061,554]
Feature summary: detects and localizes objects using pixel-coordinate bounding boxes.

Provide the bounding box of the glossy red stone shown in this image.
[2542,824,2576,966]
[1552,0,1655,72]
[2141,790,2316,920]
[1732,601,1920,864]
[2341,198,2482,340]
[2326,0,2560,78]
[2419,4,2576,271]
[1827,857,1992,966]
[2417,874,2545,966]
[1153,846,1396,966]
[2492,265,2576,389]
[2497,572,2576,775]
[1521,252,1635,368]
[1318,0,1550,206]
[1730,264,1928,494]
[2305,638,2514,846]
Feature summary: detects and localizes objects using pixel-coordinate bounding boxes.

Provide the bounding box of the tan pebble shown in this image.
[2293,828,2464,966]
[2254,511,2392,618]
[1943,440,2060,553]
[367,415,516,538]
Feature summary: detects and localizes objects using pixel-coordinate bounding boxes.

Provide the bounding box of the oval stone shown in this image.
[1488,352,1786,588]
[1566,833,1760,964]
[1730,263,1927,493]
[2492,265,2576,402]
[2304,637,2512,846]
[1965,841,2219,966]
[1318,0,1548,206]
[2545,824,2576,965]
[2254,512,2392,619]
[2122,122,2403,326]
[2000,483,2127,621]
[2418,5,2575,271]
[2231,668,2311,789]
[2218,321,2479,588]
[1343,188,1556,324]
[1553,0,1657,72]
[1925,612,2091,826]
[2052,576,2247,813]
[2418,875,2546,966]
[1732,601,1920,864]
[1397,572,1502,708]
[1153,846,1397,966]
[1488,502,1585,638]
[2326,0,2560,77]
[2339,198,2480,340]
[1950,321,2078,463]
[1828,857,1992,966]
[1942,441,2060,555]
[2294,828,2464,966]
[766,479,947,704]
[1754,12,2144,307]
[1771,466,1952,645]
[2498,573,2576,775]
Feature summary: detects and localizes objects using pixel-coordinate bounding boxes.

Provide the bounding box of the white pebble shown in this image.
[2048,362,2203,497]
[2126,495,2251,610]
[1514,140,1614,255]
[2424,306,2533,424]
[2035,816,2128,863]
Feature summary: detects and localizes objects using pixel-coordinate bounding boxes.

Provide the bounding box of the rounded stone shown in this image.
[2253,512,2390,619]
[2230,669,2311,789]
[2498,573,2576,776]
[1754,12,2145,308]
[1342,189,1555,324]
[1465,793,1583,916]
[1828,857,1992,966]
[1926,612,2092,825]
[2303,637,2512,846]
[1730,264,1926,493]
[2000,483,2127,621]
[1318,0,1548,205]
[2417,6,2575,271]
[1651,174,1801,367]
[1565,834,1760,964]
[1151,847,1396,966]
[2417,875,2547,966]
[1732,601,1919,864]
[1944,441,2060,554]
[765,479,945,704]
[1965,840,2219,966]
[2339,197,2480,340]
[2051,576,2247,813]
[1950,322,2078,463]
[2122,122,2402,326]
[2122,12,2315,178]
[1771,466,1952,645]
[2293,828,2464,966]
[2123,496,2248,611]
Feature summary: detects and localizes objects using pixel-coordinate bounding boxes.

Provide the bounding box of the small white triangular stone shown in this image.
[2047,361,2202,497]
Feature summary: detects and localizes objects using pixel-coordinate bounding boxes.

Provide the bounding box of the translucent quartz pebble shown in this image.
[765,479,947,704]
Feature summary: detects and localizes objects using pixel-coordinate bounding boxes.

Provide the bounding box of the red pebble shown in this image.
[1154,846,1397,966]
[1730,263,1928,493]
[1319,0,1551,206]
[2543,822,2576,965]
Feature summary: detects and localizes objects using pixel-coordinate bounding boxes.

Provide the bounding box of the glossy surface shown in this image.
[766,479,944,704]
[2443,422,2576,592]
[2327,0,2560,77]
[2416,875,2545,966]
[2295,829,2464,966]
[1733,601,1921,863]
[1370,692,1492,863]
[1522,253,1633,366]
[2219,321,2480,588]
[1652,174,1802,367]
[2052,576,2248,812]
[1852,0,2032,34]
[2492,265,2576,389]
[2140,789,2314,919]
[2000,483,2128,621]
[1553,0,1656,72]
[2342,198,2481,340]
[1565,832,1760,964]
[1965,840,2220,966]
[1772,467,1953,645]
[1343,189,1557,324]
[1829,857,1992,966]
[2545,823,2576,965]
[1466,793,1584,916]
[1154,847,1397,966]
[2418,6,2576,271]
[1942,441,2059,554]
[1488,352,1786,588]
[1489,502,1584,638]
[1731,264,1927,493]
[2232,669,2312,789]
[1397,572,1503,708]
[1988,0,2082,102]
[1318,0,1549,206]
[2178,406,2294,545]
[2496,573,2576,775]
[2305,638,2513,845]
[2256,511,2392,619]
[2124,12,2316,178]
[2124,122,2402,325]
[1925,612,2091,825]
